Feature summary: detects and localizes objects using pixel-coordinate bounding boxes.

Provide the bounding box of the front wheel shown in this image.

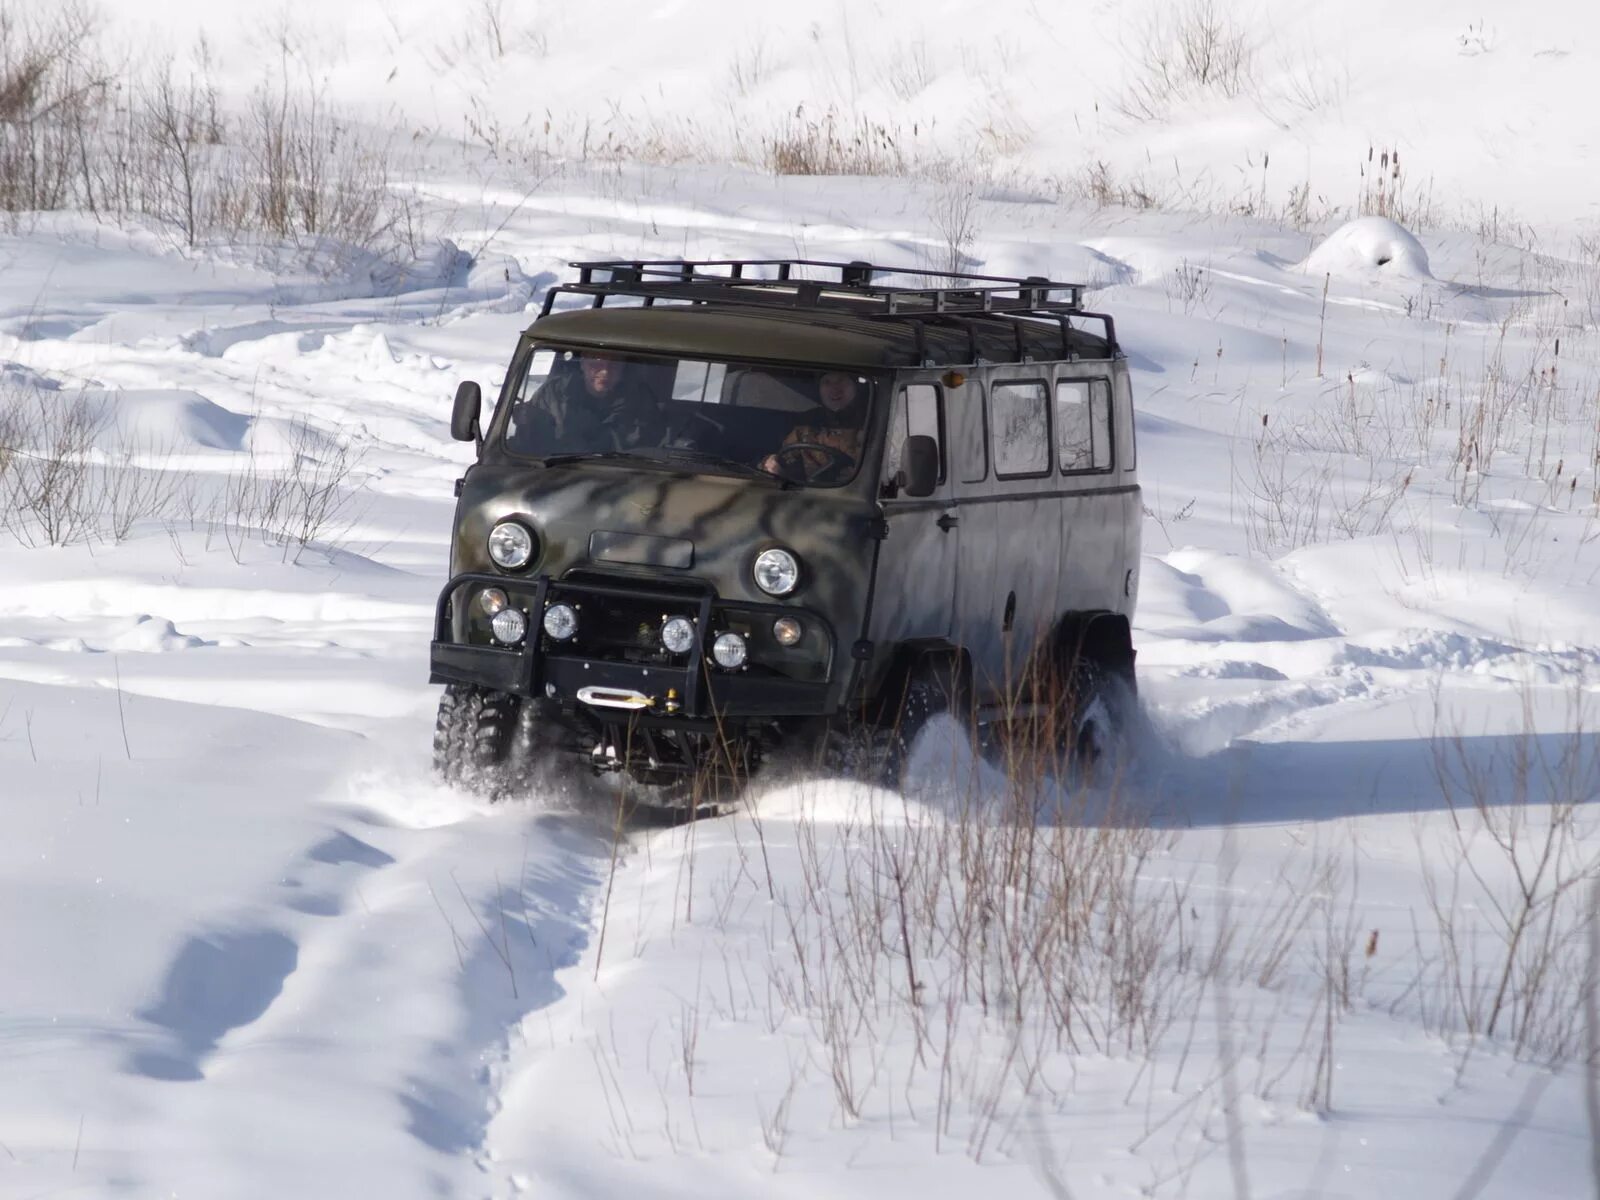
[432,683,523,797]
[816,657,968,790]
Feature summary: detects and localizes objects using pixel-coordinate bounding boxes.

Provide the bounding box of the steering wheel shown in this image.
[771,442,854,483]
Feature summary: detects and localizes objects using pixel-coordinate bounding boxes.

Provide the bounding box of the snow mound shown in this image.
[82,389,249,453]
[104,615,207,653]
[1300,217,1432,280]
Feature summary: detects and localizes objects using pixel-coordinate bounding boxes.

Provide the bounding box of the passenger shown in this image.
[762,371,867,480]
[513,352,667,453]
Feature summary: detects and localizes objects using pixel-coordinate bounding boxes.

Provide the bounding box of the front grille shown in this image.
[545,583,702,666]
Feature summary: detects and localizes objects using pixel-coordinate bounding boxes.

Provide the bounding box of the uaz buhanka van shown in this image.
[430,259,1139,801]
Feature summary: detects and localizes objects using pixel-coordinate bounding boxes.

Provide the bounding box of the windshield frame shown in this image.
[488,340,884,490]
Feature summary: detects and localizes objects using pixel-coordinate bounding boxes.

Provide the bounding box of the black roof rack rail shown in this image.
[538,259,1118,359]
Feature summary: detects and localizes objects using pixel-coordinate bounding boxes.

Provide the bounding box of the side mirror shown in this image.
[897,435,939,498]
[451,380,482,443]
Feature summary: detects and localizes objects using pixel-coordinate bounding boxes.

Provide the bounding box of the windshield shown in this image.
[499,347,876,487]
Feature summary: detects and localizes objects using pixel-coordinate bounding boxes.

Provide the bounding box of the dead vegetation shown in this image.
[0,377,363,560]
[0,4,404,260]
[1114,0,1256,122]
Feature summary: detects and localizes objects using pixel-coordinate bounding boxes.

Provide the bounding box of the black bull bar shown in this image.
[428,572,833,722]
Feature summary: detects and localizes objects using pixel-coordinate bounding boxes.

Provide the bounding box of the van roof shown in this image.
[523,304,1114,370]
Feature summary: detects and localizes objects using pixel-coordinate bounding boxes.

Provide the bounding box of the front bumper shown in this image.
[428,572,835,721]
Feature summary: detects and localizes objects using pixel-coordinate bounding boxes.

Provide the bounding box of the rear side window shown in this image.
[990,381,1050,477]
[884,383,944,482]
[1056,379,1113,473]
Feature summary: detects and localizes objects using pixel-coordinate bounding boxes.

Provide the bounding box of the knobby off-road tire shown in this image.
[1059,658,1136,784]
[432,683,526,799]
[819,658,966,790]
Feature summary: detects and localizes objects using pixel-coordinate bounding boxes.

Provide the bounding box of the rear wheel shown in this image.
[1058,657,1136,784]
[432,683,524,797]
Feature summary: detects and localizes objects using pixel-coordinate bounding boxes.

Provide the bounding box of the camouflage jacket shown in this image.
[777,408,865,477]
[513,372,667,453]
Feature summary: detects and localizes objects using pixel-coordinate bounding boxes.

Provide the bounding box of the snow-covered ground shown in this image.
[4,3,1600,1197]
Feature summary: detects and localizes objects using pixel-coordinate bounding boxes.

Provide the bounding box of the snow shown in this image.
[1301,217,1434,280]
[2,2,1600,1197]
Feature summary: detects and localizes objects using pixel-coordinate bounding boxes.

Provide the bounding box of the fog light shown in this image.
[478,587,508,616]
[772,616,802,646]
[660,616,695,654]
[542,602,578,641]
[491,608,527,645]
[712,631,747,669]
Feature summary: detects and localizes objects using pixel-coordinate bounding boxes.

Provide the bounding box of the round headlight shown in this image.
[542,602,578,641]
[661,616,696,654]
[772,616,803,646]
[478,587,508,616]
[491,608,527,645]
[488,521,535,570]
[753,547,800,596]
[712,631,747,669]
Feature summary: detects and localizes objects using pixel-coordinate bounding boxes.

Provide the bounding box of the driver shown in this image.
[761,371,867,481]
[514,352,667,452]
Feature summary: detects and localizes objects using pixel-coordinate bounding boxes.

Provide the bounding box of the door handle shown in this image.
[937,513,959,532]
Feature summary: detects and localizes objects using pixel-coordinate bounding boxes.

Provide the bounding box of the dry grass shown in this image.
[0,5,404,260]
[0,377,364,559]
[1114,0,1256,122]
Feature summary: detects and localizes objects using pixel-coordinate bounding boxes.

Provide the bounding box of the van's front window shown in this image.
[501,348,875,486]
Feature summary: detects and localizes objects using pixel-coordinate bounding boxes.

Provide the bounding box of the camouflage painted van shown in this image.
[430,260,1140,800]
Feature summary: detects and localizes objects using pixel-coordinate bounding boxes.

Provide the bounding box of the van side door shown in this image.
[1055,367,1129,620]
[867,378,958,652]
[952,368,1062,700]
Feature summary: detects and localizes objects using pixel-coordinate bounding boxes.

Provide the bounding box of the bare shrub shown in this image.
[1057,159,1207,214]
[726,36,774,100]
[927,182,980,275]
[220,419,364,562]
[0,384,105,547]
[1575,231,1600,332]
[102,436,185,543]
[239,83,394,252]
[0,10,404,262]
[1166,258,1212,315]
[1115,0,1256,122]
[1416,682,1600,1063]
[0,2,109,220]
[1238,405,1415,554]
[141,63,220,248]
[882,39,936,101]
[0,376,362,558]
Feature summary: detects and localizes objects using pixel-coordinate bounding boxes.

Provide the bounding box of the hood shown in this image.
[451,461,879,638]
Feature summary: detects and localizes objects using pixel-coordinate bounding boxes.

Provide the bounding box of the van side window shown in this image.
[990,381,1050,477]
[1056,378,1114,473]
[884,383,944,482]
[1116,372,1136,471]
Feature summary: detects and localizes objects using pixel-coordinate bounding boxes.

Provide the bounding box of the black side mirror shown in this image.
[898,435,938,497]
[451,381,482,443]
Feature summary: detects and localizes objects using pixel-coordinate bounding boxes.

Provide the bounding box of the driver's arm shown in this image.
[760,421,811,476]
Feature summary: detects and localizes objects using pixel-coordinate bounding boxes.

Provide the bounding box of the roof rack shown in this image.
[537,259,1119,358]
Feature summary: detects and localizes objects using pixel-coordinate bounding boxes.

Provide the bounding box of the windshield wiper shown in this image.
[530,446,796,487]
[634,446,797,487]
[534,450,654,468]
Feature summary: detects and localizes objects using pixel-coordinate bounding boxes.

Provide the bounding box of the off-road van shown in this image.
[430,259,1140,799]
